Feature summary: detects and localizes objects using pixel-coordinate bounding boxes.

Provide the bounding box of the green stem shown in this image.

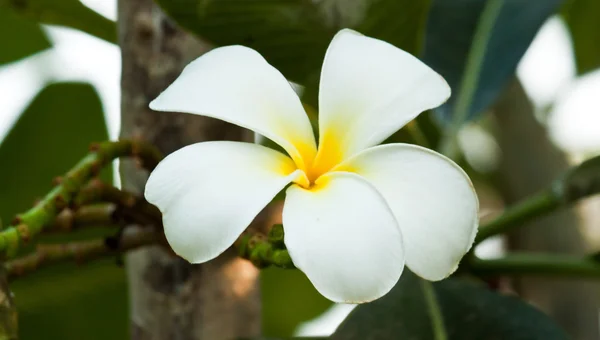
[421,280,448,340]
[469,253,600,278]
[474,188,560,244]
[440,0,504,158]
[475,153,600,244]
[0,140,161,259]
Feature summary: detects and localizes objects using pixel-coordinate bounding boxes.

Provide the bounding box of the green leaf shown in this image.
[332,271,568,339]
[423,0,563,123]
[154,0,431,87]
[0,82,127,339]
[261,268,332,336]
[562,0,600,74]
[11,261,128,340]
[0,0,116,43]
[0,9,51,65]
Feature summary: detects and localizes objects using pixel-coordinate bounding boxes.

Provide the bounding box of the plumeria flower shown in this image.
[145,29,479,303]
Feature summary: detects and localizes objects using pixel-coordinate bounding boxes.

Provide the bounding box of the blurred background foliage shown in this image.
[0,0,599,338]
[332,271,568,340]
[562,0,600,75]
[0,9,50,66]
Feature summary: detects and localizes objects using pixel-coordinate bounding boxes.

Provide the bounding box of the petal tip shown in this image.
[439,76,452,104]
[148,96,164,111]
[336,28,363,37]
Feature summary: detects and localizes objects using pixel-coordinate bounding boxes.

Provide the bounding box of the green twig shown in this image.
[469,253,600,279]
[45,205,118,233]
[75,179,162,226]
[440,0,504,158]
[421,280,448,340]
[474,188,560,244]
[475,154,600,244]
[5,229,159,280]
[0,140,162,259]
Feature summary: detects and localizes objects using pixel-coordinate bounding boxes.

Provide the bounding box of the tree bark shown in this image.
[493,79,599,340]
[118,1,260,339]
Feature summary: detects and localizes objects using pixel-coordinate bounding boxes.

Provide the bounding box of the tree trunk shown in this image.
[493,79,599,340]
[118,1,261,339]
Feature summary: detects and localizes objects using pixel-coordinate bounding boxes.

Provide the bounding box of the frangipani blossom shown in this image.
[145,29,479,303]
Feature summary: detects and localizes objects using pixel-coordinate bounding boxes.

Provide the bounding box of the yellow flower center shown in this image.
[293,129,345,189]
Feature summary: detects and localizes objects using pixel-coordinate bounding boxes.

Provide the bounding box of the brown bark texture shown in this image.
[118,1,261,339]
[493,79,599,340]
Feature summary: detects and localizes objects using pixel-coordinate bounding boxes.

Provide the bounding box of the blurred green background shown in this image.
[0,0,599,338]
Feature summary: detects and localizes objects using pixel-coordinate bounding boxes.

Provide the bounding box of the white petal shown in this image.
[145,141,303,263]
[282,172,404,303]
[149,46,317,169]
[336,144,479,280]
[315,29,450,168]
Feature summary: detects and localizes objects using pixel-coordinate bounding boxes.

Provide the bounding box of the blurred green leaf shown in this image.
[423,0,563,123]
[0,9,51,65]
[0,0,116,43]
[332,271,568,340]
[156,0,330,85]
[0,82,127,340]
[562,0,600,74]
[11,261,128,340]
[261,268,332,337]
[154,0,431,94]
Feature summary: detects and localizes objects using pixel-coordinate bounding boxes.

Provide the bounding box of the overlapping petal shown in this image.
[313,29,451,174]
[336,144,479,280]
[149,46,317,170]
[145,141,303,263]
[282,172,404,303]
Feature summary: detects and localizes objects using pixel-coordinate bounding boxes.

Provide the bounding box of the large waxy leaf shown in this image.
[0,82,127,340]
[154,0,431,91]
[332,271,568,339]
[423,0,564,123]
[0,0,116,43]
[0,9,50,65]
[562,0,600,74]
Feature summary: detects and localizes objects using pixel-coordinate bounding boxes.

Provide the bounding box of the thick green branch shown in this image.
[0,140,161,258]
[46,204,118,233]
[75,179,162,226]
[469,253,600,279]
[5,229,159,280]
[475,188,560,244]
[475,154,600,244]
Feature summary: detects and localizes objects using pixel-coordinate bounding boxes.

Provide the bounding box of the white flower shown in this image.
[144,29,479,303]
